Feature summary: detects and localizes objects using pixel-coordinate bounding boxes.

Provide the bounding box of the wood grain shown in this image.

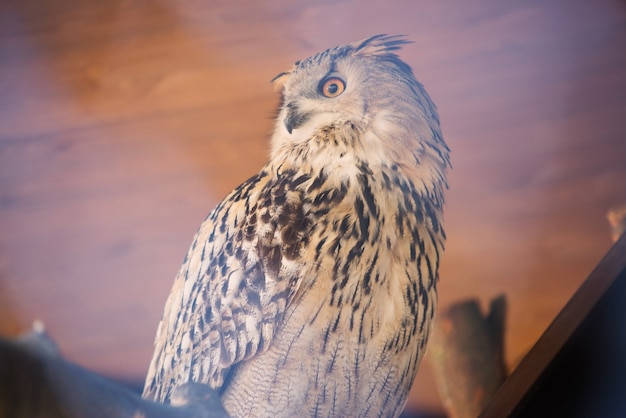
[1,0,626,414]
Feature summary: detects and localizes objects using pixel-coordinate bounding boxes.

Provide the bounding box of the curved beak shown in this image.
[284,102,311,134]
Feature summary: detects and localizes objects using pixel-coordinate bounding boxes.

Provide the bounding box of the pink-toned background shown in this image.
[1,0,625,414]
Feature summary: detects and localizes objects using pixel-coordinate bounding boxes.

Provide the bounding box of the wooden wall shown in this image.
[1,0,625,414]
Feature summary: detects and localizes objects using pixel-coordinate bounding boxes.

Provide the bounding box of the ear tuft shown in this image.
[271,71,291,92]
[354,34,412,56]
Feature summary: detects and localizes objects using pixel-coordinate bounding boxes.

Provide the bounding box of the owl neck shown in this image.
[268,119,448,207]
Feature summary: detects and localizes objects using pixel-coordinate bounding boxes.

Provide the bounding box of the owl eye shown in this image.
[319,76,346,98]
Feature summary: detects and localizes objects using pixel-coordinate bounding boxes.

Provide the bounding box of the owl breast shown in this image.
[220,157,441,418]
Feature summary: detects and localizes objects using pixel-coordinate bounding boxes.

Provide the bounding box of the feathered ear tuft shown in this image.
[271,71,291,92]
[354,34,412,56]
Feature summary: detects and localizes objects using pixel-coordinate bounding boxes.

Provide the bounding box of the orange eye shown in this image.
[319,77,346,98]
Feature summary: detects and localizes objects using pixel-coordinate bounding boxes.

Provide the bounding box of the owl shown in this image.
[143,34,450,418]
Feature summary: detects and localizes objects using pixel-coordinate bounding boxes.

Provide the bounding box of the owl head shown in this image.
[271,34,450,194]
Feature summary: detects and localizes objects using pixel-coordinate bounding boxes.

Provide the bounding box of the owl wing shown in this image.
[143,168,312,402]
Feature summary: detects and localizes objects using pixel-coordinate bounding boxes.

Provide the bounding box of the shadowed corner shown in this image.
[109,377,145,395]
[0,328,229,418]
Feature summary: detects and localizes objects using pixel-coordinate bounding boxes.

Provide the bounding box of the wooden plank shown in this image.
[480,233,626,417]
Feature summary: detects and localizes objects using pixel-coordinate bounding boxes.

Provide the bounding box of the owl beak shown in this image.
[284,103,310,134]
